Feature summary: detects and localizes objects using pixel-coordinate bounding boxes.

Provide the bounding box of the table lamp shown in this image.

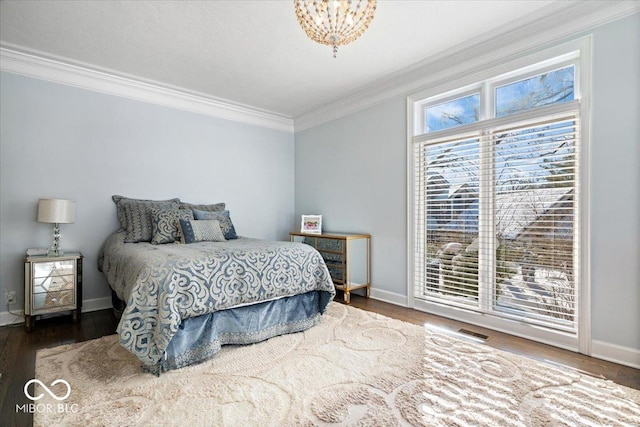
[37,198,75,257]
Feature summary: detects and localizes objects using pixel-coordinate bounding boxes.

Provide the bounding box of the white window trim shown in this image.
[406,36,591,354]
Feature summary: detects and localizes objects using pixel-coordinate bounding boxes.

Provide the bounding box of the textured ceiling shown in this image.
[0,1,557,118]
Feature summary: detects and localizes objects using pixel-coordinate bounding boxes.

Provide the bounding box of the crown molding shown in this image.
[1,1,636,135]
[294,1,640,132]
[0,47,294,133]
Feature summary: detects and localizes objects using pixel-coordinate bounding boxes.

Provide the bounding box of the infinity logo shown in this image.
[24,379,71,401]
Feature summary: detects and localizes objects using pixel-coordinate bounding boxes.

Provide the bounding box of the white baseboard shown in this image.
[592,340,640,369]
[0,296,112,327]
[368,288,408,307]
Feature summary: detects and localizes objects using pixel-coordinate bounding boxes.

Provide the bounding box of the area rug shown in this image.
[34,303,640,426]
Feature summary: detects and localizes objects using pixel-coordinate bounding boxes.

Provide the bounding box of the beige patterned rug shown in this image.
[35,303,639,426]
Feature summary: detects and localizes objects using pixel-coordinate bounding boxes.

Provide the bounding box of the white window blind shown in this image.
[413,107,580,332]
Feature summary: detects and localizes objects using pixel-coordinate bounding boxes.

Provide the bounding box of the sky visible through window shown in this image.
[424,66,574,132]
[425,94,479,132]
[496,66,574,117]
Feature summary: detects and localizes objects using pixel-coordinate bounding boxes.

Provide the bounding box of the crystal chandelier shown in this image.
[294,0,377,58]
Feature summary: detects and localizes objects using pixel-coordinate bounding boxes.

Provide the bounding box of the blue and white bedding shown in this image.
[99,232,335,373]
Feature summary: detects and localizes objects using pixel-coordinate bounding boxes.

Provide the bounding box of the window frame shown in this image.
[407,37,591,354]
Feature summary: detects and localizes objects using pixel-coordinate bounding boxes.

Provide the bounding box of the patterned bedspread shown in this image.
[100,232,335,370]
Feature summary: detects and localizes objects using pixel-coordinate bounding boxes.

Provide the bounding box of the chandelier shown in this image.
[294,0,377,58]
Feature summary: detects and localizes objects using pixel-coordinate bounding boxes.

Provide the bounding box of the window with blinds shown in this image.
[411,58,581,334]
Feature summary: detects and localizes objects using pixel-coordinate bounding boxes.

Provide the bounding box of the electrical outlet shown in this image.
[5,290,16,305]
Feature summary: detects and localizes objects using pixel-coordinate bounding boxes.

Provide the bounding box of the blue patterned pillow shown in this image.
[179,202,225,212]
[151,208,194,245]
[192,209,237,240]
[178,219,226,244]
[112,195,180,243]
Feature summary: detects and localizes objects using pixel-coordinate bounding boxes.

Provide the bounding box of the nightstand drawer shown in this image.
[33,274,75,292]
[33,260,75,278]
[313,238,344,253]
[32,289,75,311]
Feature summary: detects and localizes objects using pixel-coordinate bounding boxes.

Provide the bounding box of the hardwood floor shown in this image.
[1,295,638,427]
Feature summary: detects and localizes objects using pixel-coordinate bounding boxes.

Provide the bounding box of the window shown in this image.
[410,51,586,345]
[495,65,574,117]
[425,93,479,132]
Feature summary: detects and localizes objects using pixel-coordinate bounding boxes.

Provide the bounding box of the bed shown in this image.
[98,196,335,374]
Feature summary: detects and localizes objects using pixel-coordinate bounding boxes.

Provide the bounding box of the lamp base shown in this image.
[47,249,64,257]
[48,223,63,257]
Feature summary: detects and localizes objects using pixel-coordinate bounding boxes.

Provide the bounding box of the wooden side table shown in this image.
[24,252,83,331]
[290,232,370,303]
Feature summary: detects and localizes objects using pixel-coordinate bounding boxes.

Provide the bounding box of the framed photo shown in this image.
[301,215,322,234]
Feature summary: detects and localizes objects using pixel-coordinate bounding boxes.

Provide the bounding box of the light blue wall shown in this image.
[0,72,294,306]
[295,14,640,351]
[295,98,407,298]
[590,13,640,350]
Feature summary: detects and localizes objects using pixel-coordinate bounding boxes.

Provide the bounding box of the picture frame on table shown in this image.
[301,215,322,234]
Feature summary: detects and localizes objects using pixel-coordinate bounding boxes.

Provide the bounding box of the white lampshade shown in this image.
[37,199,75,224]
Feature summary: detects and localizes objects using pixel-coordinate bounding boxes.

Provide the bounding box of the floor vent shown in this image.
[457,329,489,341]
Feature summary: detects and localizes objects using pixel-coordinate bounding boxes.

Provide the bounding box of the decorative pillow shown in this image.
[178,219,226,244]
[151,208,194,245]
[179,202,225,212]
[111,195,180,243]
[192,209,237,240]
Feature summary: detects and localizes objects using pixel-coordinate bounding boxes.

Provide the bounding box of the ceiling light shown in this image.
[294,0,377,58]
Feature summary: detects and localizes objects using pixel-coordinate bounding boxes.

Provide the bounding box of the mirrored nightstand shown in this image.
[290,232,370,303]
[24,252,83,331]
